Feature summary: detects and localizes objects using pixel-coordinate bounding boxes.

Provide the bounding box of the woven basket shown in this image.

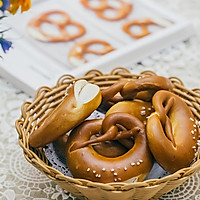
[15,67,200,200]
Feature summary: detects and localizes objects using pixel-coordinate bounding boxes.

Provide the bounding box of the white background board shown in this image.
[0,0,194,96]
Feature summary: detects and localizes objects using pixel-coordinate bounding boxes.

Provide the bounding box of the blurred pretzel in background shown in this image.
[81,0,132,21]
[68,39,115,66]
[81,0,108,11]
[122,17,172,39]
[27,10,86,42]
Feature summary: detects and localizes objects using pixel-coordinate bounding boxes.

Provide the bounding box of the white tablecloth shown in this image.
[0,0,200,199]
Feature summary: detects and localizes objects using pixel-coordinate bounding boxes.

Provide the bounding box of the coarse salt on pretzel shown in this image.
[27,10,86,42]
[146,90,199,173]
[29,80,102,148]
[66,112,153,183]
[81,0,132,21]
[68,39,115,67]
[106,100,154,124]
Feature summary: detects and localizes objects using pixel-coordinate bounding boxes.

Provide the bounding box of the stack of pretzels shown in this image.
[29,75,199,183]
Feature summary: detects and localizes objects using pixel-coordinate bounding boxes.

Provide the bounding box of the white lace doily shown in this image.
[1,0,200,199]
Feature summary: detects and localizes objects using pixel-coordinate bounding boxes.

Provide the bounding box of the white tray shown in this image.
[0,0,194,96]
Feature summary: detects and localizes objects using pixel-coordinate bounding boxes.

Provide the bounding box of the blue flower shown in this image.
[0,0,10,12]
[0,38,12,53]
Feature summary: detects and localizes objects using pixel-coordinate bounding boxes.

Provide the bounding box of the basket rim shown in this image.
[15,67,200,190]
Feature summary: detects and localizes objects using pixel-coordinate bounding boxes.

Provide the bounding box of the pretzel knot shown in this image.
[66,113,153,183]
[68,39,115,67]
[81,0,132,21]
[101,75,173,109]
[27,10,86,42]
[147,90,199,173]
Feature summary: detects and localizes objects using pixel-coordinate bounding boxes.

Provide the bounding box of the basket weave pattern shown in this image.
[15,67,200,200]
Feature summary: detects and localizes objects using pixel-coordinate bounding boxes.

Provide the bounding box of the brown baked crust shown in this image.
[120,75,173,100]
[106,100,154,122]
[66,113,153,183]
[29,80,102,148]
[92,140,128,158]
[100,75,173,110]
[146,90,199,173]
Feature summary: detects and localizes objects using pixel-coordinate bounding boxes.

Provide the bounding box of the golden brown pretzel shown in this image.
[66,113,153,183]
[146,90,199,173]
[27,10,86,42]
[68,39,115,67]
[81,0,132,21]
[105,100,154,149]
[55,131,127,158]
[122,19,157,39]
[122,17,172,39]
[106,100,154,123]
[101,75,173,109]
[92,140,128,158]
[81,0,108,11]
[29,80,102,148]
